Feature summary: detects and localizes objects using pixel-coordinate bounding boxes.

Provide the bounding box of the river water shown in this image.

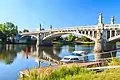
[0,44,120,80]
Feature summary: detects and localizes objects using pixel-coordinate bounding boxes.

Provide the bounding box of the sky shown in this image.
[0,0,120,31]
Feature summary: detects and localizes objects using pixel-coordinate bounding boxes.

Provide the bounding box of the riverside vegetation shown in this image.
[20,58,120,80]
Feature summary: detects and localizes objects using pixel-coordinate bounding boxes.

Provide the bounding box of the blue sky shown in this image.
[0,0,120,31]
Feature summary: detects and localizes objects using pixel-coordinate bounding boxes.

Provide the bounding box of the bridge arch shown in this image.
[42,32,96,41]
[20,35,37,40]
[19,35,37,44]
[108,35,120,42]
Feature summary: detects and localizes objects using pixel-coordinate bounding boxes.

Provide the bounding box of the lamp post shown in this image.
[39,24,41,31]
[50,25,52,33]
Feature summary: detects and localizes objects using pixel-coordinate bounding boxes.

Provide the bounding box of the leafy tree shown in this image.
[80,36,92,42]
[4,22,18,37]
[19,31,22,33]
[0,22,18,42]
[23,29,29,32]
[80,36,87,41]
[67,34,76,42]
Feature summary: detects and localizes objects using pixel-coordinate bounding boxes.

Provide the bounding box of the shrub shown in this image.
[108,58,120,66]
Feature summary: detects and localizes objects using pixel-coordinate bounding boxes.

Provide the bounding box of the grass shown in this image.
[20,66,94,80]
[20,58,120,80]
[72,68,120,80]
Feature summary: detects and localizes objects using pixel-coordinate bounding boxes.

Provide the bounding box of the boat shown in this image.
[71,51,87,56]
[60,51,88,63]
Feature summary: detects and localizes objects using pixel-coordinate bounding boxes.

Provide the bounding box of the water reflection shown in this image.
[0,44,117,65]
[0,44,27,64]
[0,44,119,80]
[68,45,75,53]
[19,45,62,63]
[33,46,61,63]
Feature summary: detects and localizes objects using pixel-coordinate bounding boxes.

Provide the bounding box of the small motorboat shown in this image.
[60,51,88,63]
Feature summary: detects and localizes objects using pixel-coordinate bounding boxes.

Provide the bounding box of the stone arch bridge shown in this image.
[20,13,120,53]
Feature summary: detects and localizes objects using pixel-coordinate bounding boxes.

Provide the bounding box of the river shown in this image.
[0,44,120,80]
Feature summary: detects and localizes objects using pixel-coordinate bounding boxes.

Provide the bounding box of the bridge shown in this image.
[20,13,120,54]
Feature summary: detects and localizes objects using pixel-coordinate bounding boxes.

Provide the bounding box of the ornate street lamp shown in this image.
[50,25,52,33]
[39,24,42,31]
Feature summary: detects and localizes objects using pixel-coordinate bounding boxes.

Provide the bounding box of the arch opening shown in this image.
[43,32,95,42]
[19,35,37,44]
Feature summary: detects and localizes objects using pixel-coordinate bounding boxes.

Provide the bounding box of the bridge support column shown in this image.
[88,31,90,36]
[36,33,53,46]
[36,39,53,46]
[36,34,41,46]
[94,13,117,61]
[92,31,94,38]
[94,34,117,61]
[94,39,103,53]
[94,42,116,60]
[39,41,53,46]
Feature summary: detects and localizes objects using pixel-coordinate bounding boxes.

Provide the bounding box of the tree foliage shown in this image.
[67,34,76,42]
[0,22,18,41]
[80,36,92,42]
[23,29,29,32]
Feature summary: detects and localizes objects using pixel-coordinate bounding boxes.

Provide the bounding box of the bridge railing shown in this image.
[105,24,120,28]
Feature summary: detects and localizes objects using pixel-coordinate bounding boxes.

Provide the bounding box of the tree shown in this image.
[67,34,76,42]
[80,36,92,42]
[23,29,29,32]
[4,22,18,37]
[19,31,22,33]
[0,22,18,42]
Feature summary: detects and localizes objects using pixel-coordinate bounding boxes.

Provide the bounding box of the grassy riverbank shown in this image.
[20,66,120,80]
[76,41,95,45]
[53,41,95,46]
[20,58,120,80]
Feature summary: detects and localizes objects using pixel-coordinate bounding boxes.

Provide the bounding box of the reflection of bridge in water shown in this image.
[23,46,61,64]
[21,45,120,63]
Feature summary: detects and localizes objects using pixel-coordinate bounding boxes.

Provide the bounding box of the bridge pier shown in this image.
[103,42,116,52]
[94,40,116,53]
[36,38,53,46]
[36,33,53,46]
[94,41,116,61]
[94,13,117,61]
[38,41,53,46]
[94,39,103,53]
[36,40,53,46]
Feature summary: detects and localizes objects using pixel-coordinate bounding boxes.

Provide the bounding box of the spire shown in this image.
[98,13,103,24]
[39,24,41,31]
[110,16,115,25]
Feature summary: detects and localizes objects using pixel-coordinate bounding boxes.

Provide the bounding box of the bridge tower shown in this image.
[94,13,105,53]
[94,13,116,60]
[110,16,115,25]
[36,24,53,46]
[36,24,43,46]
